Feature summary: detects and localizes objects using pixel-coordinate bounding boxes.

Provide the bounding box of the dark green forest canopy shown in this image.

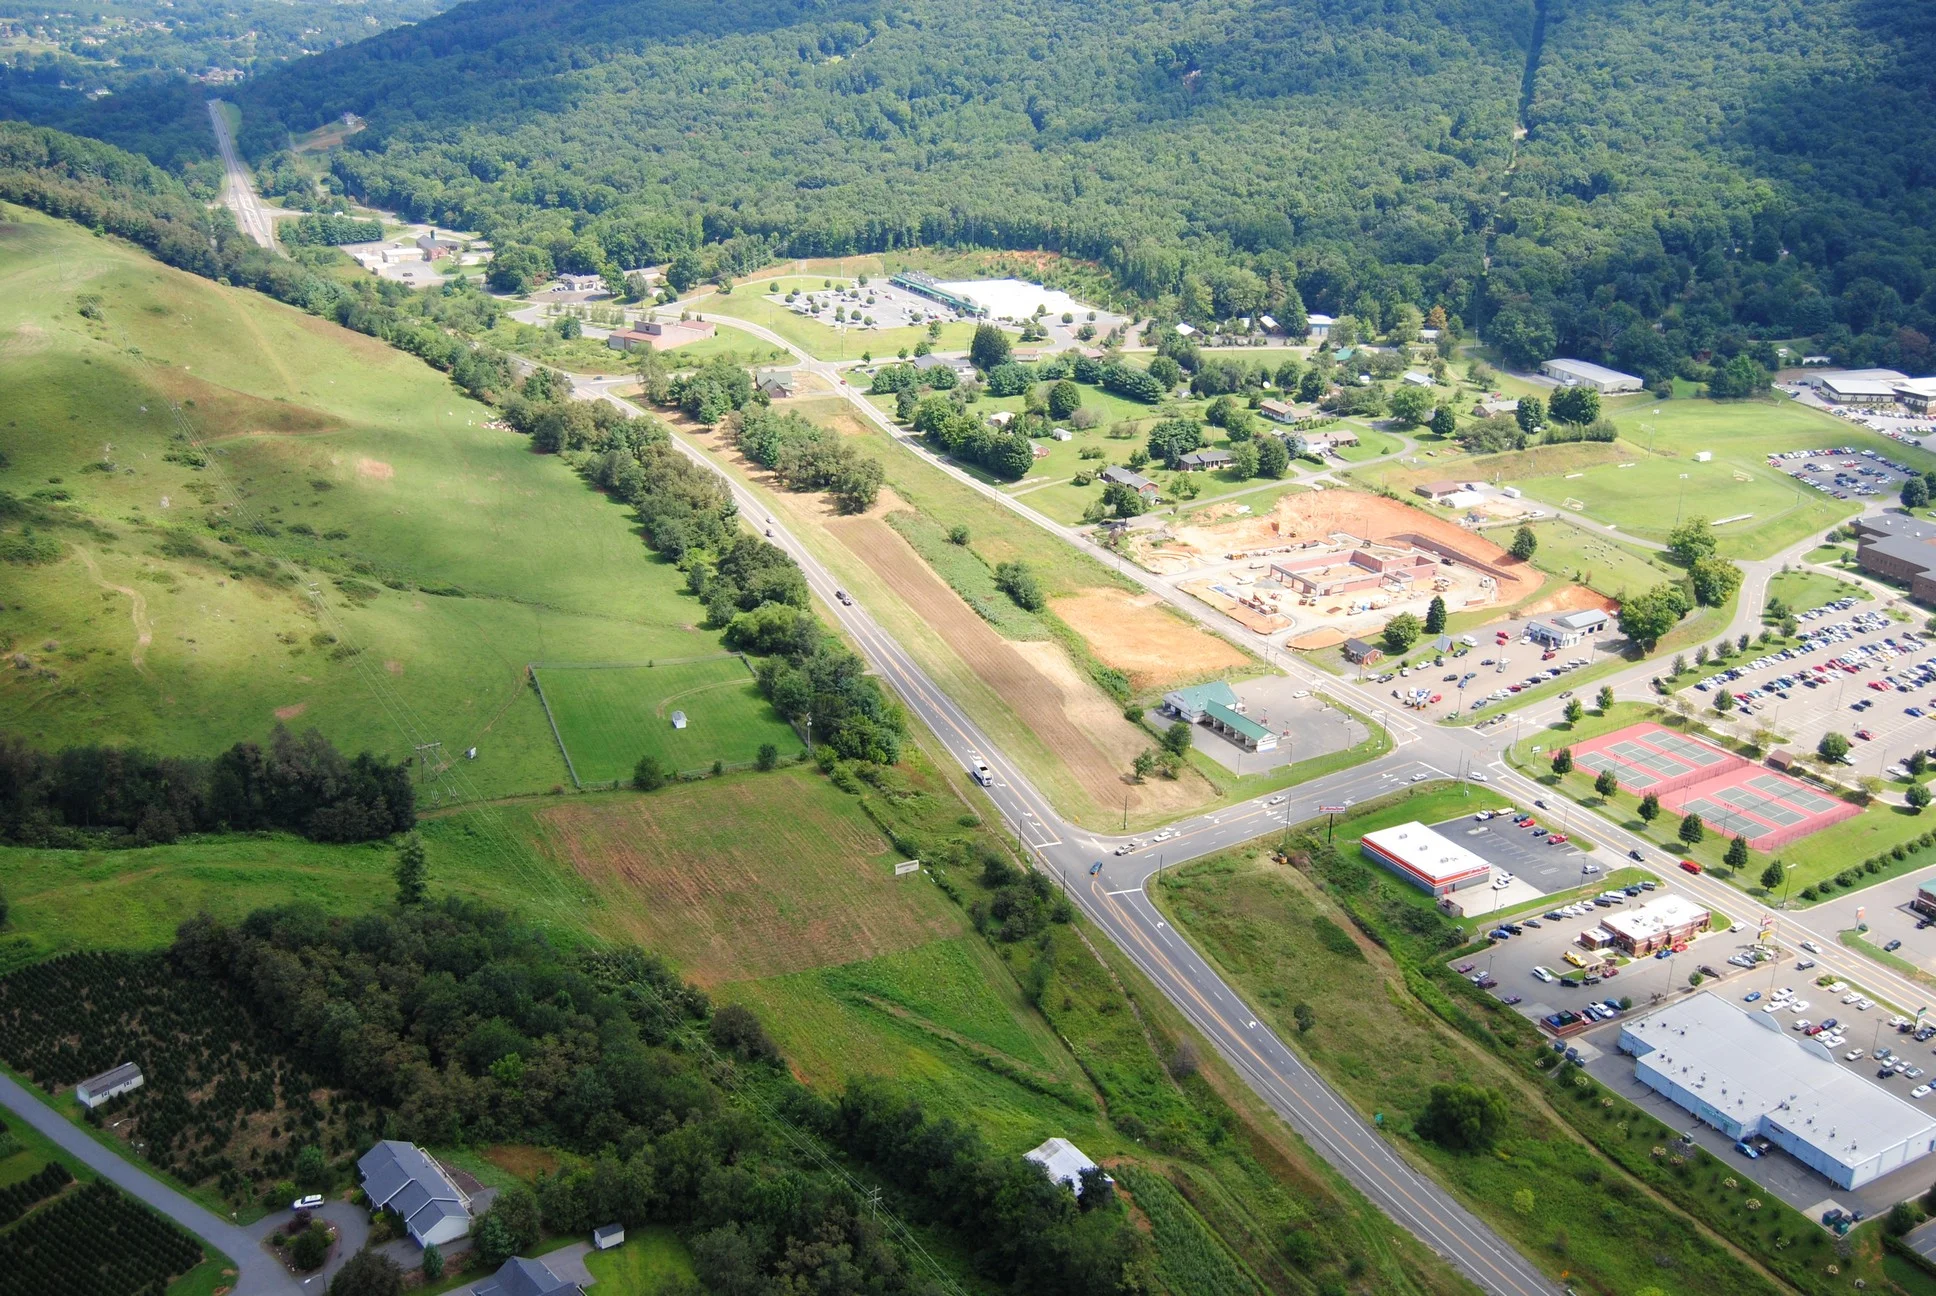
[7,0,1936,371]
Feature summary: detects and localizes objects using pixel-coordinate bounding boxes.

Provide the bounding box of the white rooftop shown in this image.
[1623,993,1936,1175]
[1360,822,1492,884]
[1542,357,1641,386]
[1600,893,1707,945]
[1023,1137,1099,1193]
[933,278,1089,321]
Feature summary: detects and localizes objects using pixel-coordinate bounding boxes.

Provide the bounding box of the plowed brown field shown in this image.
[1053,589,1248,690]
[831,516,1210,815]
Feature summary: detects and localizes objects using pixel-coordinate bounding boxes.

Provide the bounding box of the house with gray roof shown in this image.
[1098,465,1158,499]
[357,1140,473,1248]
[473,1256,585,1296]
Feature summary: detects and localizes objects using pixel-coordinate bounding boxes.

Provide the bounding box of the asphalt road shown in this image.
[561,377,1554,1294]
[0,1071,297,1296]
[206,100,279,251]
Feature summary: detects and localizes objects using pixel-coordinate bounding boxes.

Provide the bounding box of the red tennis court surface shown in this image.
[1570,722,1860,850]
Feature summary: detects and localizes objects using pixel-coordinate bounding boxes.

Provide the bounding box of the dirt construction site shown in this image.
[1124,490,1548,649]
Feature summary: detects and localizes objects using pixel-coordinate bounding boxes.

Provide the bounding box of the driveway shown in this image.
[0,1072,301,1295]
[248,1200,371,1293]
[443,1242,594,1294]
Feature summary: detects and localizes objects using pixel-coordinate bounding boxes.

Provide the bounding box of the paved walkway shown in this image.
[0,1072,301,1295]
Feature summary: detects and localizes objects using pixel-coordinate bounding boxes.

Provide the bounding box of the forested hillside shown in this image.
[238,0,1530,304]
[9,0,1936,376]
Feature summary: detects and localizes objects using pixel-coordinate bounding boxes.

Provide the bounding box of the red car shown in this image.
[1680,859,1703,874]
[1546,833,1568,845]
[1856,729,1875,740]
[1870,680,1890,691]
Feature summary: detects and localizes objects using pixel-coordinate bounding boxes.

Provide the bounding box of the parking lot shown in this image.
[1768,444,1918,503]
[1689,596,1936,781]
[1464,876,1936,1214]
[1561,970,1936,1216]
[1430,813,1599,894]
[1365,616,1619,723]
[769,278,967,333]
[1452,875,1730,1007]
[1806,866,1936,978]
[1782,384,1936,443]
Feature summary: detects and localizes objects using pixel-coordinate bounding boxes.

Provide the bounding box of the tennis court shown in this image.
[1569,723,1749,798]
[1570,722,1860,849]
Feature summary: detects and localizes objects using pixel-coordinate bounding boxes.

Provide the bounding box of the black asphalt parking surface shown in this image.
[1430,815,1599,894]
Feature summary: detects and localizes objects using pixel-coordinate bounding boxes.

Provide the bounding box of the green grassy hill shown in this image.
[0,203,725,795]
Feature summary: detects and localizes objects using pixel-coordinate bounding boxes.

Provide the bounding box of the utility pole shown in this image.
[413,742,442,783]
[804,712,813,756]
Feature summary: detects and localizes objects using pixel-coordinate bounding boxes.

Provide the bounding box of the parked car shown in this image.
[293,1194,325,1212]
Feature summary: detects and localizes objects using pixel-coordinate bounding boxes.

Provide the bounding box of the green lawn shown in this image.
[1764,567,1864,618]
[533,658,800,784]
[0,205,747,797]
[1329,425,1404,462]
[1518,519,1678,600]
[584,1227,697,1296]
[1510,397,1936,558]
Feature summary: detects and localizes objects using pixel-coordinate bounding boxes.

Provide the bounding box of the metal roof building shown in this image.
[1619,992,1936,1189]
[1024,1137,1107,1195]
[75,1062,144,1109]
[1539,358,1644,393]
[1359,822,1493,896]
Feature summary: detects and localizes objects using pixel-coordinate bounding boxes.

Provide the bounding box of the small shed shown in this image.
[671,711,687,730]
[1023,1137,1111,1196]
[76,1061,144,1110]
[1767,750,1798,772]
[592,1223,625,1251]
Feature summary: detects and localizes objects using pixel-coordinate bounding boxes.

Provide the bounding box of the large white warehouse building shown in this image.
[1619,993,1936,1190]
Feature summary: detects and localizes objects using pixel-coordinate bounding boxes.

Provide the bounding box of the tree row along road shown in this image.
[576,378,1559,1295]
[205,100,279,252]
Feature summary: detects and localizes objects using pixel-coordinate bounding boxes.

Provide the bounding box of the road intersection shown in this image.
[566,308,1936,1293]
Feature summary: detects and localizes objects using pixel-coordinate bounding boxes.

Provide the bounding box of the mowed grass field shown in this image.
[0,205,736,796]
[1519,518,1679,599]
[1510,397,1936,557]
[533,658,800,783]
[583,1226,697,1296]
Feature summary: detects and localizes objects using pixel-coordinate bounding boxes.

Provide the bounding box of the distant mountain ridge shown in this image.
[15,0,1936,374]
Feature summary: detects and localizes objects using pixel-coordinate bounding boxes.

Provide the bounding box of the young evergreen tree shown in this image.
[394,833,428,907]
